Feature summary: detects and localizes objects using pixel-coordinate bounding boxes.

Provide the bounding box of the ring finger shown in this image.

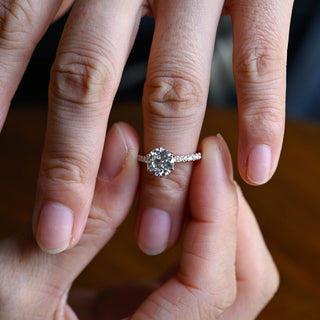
[137,0,225,254]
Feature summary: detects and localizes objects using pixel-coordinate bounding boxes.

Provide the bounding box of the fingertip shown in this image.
[216,133,234,181]
[190,134,236,221]
[112,122,140,181]
[114,122,140,152]
[98,122,140,181]
[194,134,234,184]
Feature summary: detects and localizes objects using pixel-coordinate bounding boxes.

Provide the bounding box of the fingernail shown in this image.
[37,202,73,254]
[138,208,171,255]
[98,123,132,180]
[217,133,233,181]
[247,144,271,184]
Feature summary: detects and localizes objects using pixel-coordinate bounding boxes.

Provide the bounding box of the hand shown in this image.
[0,0,293,254]
[0,121,140,318]
[0,125,279,320]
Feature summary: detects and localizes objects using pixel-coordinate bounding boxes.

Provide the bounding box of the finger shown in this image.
[230,0,294,185]
[222,185,279,319]
[137,0,225,255]
[0,122,140,318]
[33,0,143,253]
[54,0,74,21]
[130,135,239,320]
[0,0,64,129]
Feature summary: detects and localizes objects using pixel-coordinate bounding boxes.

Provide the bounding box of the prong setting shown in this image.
[146,147,175,177]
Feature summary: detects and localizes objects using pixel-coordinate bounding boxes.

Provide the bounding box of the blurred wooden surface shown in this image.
[0,103,319,319]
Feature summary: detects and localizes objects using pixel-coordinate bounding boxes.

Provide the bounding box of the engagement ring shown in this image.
[138,147,201,177]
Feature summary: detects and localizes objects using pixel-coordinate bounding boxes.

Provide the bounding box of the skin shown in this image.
[0,123,279,320]
[0,0,294,254]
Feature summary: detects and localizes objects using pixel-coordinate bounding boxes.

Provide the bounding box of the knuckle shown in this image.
[183,289,213,319]
[176,276,236,319]
[144,75,204,120]
[134,294,173,320]
[0,0,36,37]
[211,304,231,320]
[235,39,286,81]
[50,50,116,106]
[86,209,116,244]
[42,153,92,187]
[209,280,237,318]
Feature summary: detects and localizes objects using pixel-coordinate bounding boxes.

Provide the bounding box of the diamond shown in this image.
[146,147,175,177]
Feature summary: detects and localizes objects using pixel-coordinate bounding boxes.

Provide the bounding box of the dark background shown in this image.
[12,0,320,122]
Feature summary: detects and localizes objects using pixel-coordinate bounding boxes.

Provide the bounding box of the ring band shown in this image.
[138,147,201,177]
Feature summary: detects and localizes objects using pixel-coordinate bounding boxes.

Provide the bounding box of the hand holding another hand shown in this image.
[0,123,279,320]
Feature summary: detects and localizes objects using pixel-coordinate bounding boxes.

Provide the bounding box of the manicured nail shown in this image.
[36,202,74,254]
[98,123,133,180]
[138,208,171,255]
[247,144,271,185]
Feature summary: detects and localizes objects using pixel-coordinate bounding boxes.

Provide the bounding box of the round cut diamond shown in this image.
[146,147,175,177]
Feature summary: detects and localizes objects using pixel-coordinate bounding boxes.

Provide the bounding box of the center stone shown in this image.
[146,147,175,177]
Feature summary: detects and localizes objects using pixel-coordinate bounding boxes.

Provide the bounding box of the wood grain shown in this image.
[0,104,319,319]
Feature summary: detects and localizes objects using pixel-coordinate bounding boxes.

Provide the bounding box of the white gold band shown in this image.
[137,153,202,163]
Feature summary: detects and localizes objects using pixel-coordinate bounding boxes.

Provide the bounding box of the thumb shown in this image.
[129,134,238,320]
[0,122,139,318]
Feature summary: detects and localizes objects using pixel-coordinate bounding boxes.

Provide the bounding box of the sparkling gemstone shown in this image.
[146,147,175,177]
